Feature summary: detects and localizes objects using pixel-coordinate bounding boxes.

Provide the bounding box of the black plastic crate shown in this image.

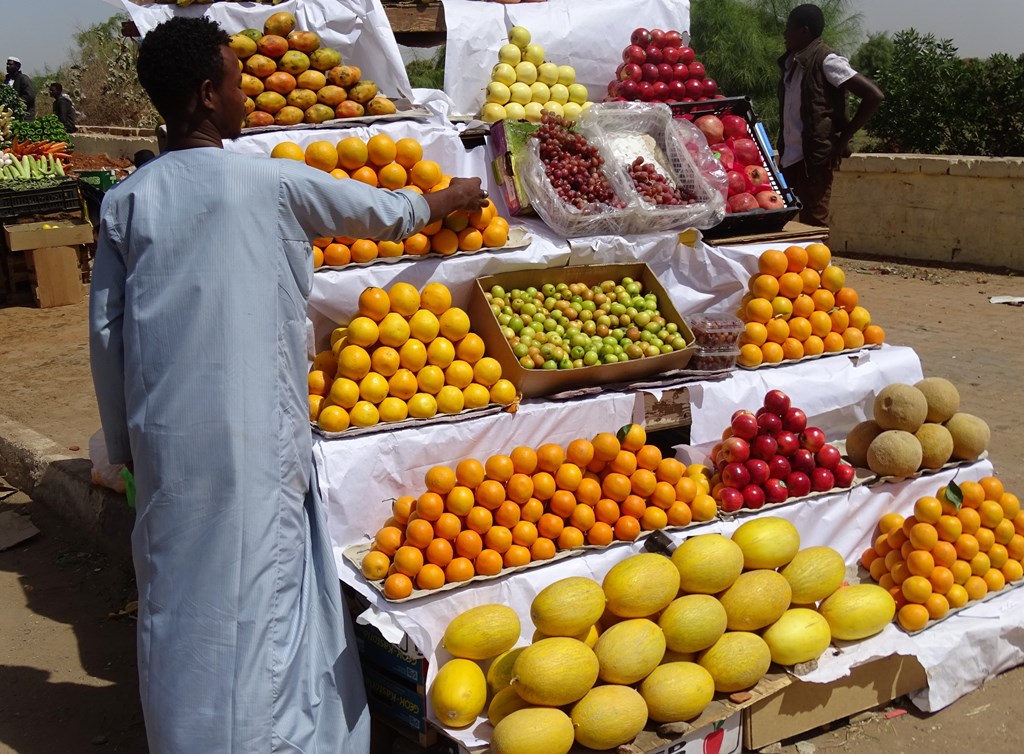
[0,179,82,221]
[669,97,801,238]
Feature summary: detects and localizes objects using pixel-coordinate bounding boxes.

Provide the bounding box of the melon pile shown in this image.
[846,377,991,477]
[861,477,1024,632]
[428,517,894,752]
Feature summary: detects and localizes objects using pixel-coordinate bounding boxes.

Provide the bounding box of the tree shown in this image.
[851,32,894,80]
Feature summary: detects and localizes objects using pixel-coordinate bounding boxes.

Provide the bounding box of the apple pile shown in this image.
[481,26,593,124]
[709,389,856,512]
[692,113,783,214]
[606,28,722,105]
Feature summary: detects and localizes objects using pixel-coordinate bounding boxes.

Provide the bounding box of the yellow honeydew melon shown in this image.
[818,584,896,640]
[731,517,801,569]
[658,594,728,653]
[593,618,666,684]
[511,637,599,706]
[490,707,575,754]
[718,569,793,631]
[780,546,847,604]
[699,631,772,692]
[570,685,649,750]
[530,576,607,637]
[640,661,716,722]
[762,608,832,665]
[671,533,745,594]
[486,685,532,727]
[602,552,680,618]
[429,658,487,728]
[485,647,525,696]
[442,604,521,660]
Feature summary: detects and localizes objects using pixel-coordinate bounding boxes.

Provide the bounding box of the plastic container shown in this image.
[0,179,81,221]
[690,313,744,350]
[76,169,118,191]
[690,347,740,372]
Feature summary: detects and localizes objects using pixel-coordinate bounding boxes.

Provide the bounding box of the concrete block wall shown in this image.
[830,154,1024,271]
[75,126,159,161]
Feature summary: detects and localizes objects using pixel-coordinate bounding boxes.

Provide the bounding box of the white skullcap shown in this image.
[7,57,21,64]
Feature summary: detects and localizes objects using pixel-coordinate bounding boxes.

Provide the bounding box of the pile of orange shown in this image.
[736,243,886,367]
[361,423,717,599]
[271,135,511,264]
[860,477,1024,632]
[308,281,517,432]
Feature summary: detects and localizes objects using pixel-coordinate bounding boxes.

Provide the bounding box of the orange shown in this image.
[484,525,512,553]
[426,537,454,567]
[548,490,577,519]
[863,325,886,345]
[999,492,1020,519]
[913,497,942,524]
[305,140,339,172]
[474,549,503,576]
[964,574,988,601]
[822,332,845,353]
[829,307,850,333]
[377,162,408,190]
[537,513,565,540]
[272,142,305,161]
[897,603,929,631]
[376,238,405,257]
[410,159,442,190]
[394,137,423,169]
[987,543,1008,569]
[878,512,905,534]
[481,221,509,249]
[878,573,896,592]
[521,498,543,523]
[751,274,780,300]
[416,492,445,522]
[613,516,641,541]
[337,136,368,170]
[906,549,934,577]
[587,521,614,547]
[640,506,668,531]
[629,468,658,498]
[457,227,484,252]
[924,593,949,620]
[322,242,351,267]
[1001,559,1023,583]
[510,446,539,475]
[848,305,871,330]
[960,480,985,508]
[455,458,486,489]
[974,527,995,553]
[392,496,415,524]
[861,547,879,570]
[901,575,932,604]
[575,477,602,506]
[739,342,765,367]
[555,463,583,491]
[536,443,566,473]
[485,454,515,482]
[651,481,676,510]
[445,557,476,582]
[350,239,379,263]
[494,501,521,528]
[655,457,685,486]
[781,337,805,361]
[788,316,812,342]
[909,522,938,551]
[403,233,431,256]
[982,568,1005,593]
[955,533,980,560]
[777,272,803,299]
[570,503,596,532]
[945,583,969,608]
[503,544,531,568]
[758,249,788,277]
[358,287,391,321]
[890,561,911,585]
[873,556,892,582]
[799,268,821,295]
[761,342,785,363]
[416,563,446,590]
[811,289,835,312]
[383,572,414,600]
[742,321,768,347]
[468,202,495,231]
[421,219,443,236]
[592,433,621,462]
[635,444,662,471]
[434,511,462,541]
[887,527,908,550]
[1009,534,1024,560]
[405,519,435,549]
[455,333,486,364]
[595,498,621,525]
[602,473,632,503]
[430,228,459,255]
[979,499,1004,528]
[834,287,859,310]
[765,318,790,344]
[932,540,957,569]
[465,506,493,535]
[506,473,534,504]
[530,537,557,561]
[951,559,972,585]
[566,439,596,468]
[928,565,954,595]
[805,242,832,271]
[666,501,693,527]
[820,265,846,292]
[361,550,390,581]
[531,472,556,501]
[784,245,808,272]
[425,465,456,495]
[366,133,397,166]
[557,526,585,550]
[351,166,378,187]
[476,479,507,510]
[957,507,981,534]
[690,494,717,522]
[393,545,424,578]
[374,525,403,556]
[842,327,865,350]
[312,246,324,269]
[979,476,1005,501]
[745,297,773,324]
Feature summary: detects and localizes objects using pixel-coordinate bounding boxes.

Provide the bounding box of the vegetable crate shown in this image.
[0,179,82,221]
[669,97,801,238]
[76,169,118,191]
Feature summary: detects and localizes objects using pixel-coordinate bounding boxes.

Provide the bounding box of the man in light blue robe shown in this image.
[88,17,486,753]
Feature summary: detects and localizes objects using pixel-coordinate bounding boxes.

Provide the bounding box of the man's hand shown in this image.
[831,136,852,169]
[421,177,489,222]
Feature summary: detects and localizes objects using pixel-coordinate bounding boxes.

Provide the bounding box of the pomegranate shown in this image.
[721,114,749,139]
[695,114,724,144]
[732,138,761,167]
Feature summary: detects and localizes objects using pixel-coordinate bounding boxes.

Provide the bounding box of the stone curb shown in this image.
[0,413,134,563]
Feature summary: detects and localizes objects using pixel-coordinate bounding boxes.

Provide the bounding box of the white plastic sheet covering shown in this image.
[440,0,690,116]
[118,0,413,100]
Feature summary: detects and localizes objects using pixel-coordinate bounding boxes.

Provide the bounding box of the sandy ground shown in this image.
[0,253,1022,753]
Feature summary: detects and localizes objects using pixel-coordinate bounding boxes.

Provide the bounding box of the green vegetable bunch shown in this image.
[0,84,27,121]
[10,115,73,149]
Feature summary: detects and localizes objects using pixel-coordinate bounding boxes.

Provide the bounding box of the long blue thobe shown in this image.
[89,147,429,753]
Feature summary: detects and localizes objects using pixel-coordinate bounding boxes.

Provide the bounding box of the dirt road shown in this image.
[0,253,1022,753]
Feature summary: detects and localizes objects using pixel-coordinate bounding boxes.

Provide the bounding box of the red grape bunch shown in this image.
[627,156,698,206]
[533,111,627,212]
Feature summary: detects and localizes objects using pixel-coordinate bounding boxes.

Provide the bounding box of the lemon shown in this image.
[337,345,371,380]
[346,316,380,348]
[420,282,452,315]
[329,378,361,409]
[408,392,438,419]
[378,312,411,348]
[437,385,465,415]
[463,383,491,409]
[455,333,486,364]
[379,396,409,423]
[427,337,456,368]
[388,369,419,400]
[399,340,427,371]
[350,401,380,427]
[439,308,471,341]
[473,357,502,387]
[490,378,517,406]
[444,360,474,389]
[388,282,421,317]
[370,347,400,377]
[317,405,350,432]
[360,373,390,404]
[417,365,445,395]
[409,309,440,343]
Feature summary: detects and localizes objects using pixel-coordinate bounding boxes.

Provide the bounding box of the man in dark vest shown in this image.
[778,4,883,226]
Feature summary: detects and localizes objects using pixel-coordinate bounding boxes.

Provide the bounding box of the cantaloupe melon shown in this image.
[945,412,990,461]
[730,517,800,569]
[874,384,928,432]
[593,618,666,684]
[671,533,745,594]
[658,594,728,653]
[490,707,575,754]
[915,377,960,423]
[429,658,487,728]
[640,662,715,722]
[570,685,648,750]
[486,647,525,696]
[780,546,846,604]
[818,584,896,640]
[602,553,680,617]
[699,632,772,692]
[761,608,832,665]
[443,604,521,660]
[487,685,532,727]
[531,576,606,637]
[511,637,599,706]
[718,569,792,631]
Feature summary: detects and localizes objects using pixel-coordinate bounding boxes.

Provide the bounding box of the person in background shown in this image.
[131,149,155,168]
[777,4,883,226]
[49,82,80,133]
[4,57,36,119]
[89,15,486,754]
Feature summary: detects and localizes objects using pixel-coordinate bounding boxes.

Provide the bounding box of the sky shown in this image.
[2,0,1023,76]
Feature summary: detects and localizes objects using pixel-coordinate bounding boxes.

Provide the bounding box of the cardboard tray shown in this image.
[238,98,431,135]
[467,263,696,399]
[3,215,94,251]
[863,450,989,486]
[312,402,505,440]
[314,226,531,272]
[739,343,882,370]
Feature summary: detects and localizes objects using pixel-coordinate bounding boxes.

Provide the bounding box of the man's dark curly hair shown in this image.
[788,4,825,39]
[137,16,231,119]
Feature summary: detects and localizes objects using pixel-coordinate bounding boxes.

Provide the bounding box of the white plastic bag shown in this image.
[89,428,126,494]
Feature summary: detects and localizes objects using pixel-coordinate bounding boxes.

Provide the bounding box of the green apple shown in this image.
[524,102,544,123]
[504,102,527,121]
[508,25,531,49]
[491,63,517,87]
[481,103,507,123]
[498,43,522,66]
[567,83,589,105]
[536,62,559,86]
[529,82,551,104]
[556,65,576,86]
[562,102,583,121]
[548,83,570,105]
[508,82,532,105]
[523,43,545,66]
[514,61,538,85]
[581,101,592,114]
[542,101,564,118]
[486,81,511,104]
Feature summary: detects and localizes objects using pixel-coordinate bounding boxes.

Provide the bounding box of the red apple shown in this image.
[702,79,718,97]
[678,47,696,64]
[790,448,816,475]
[786,471,812,497]
[637,81,654,100]
[775,430,799,457]
[620,79,640,99]
[723,462,751,489]
[662,46,682,65]
[688,61,706,80]
[731,411,759,440]
[672,63,690,80]
[811,467,835,492]
[763,390,792,416]
[816,444,842,470]
[742,484,766,510]
[721,114,748,139]
[768,455,792,480]
[763,478,789,504]
[721,436,751,464]
[684,78,705,99]
[800,427,827,453]
[607,80,622,98]
[751,434,778,461]
[623,45,646,64]
[782,407,807,433]
[664,30,683,48]
[650,81,669,100]
[641,63,660,82]
[631,28,652,47]
[667,79,687,100]
[756,191,785,210]
[719,486,745,512]
[744,164,769,185]
[728,192,759,213]
[657,63,675,82]
[757,411,783,435]
[645,45,664,65]
[833,462,856,487]
[620,62,643,81]
[745,458,771,486]
[649,29,666,47]
[733,138,761,166]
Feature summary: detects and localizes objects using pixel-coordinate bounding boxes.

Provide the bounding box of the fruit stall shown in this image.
[117,2,1024,753]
